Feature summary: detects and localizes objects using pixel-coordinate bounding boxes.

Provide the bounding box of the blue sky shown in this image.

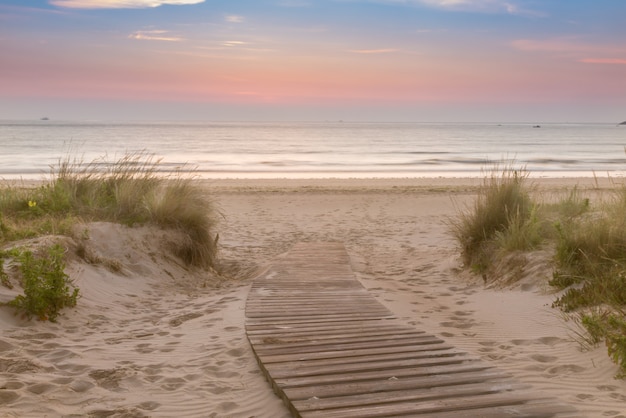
[1,0,625,122]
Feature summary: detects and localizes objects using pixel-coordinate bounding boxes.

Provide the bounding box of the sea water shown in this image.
[1,120,625,179]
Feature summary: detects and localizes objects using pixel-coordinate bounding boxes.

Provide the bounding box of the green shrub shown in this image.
[7,244,79,322]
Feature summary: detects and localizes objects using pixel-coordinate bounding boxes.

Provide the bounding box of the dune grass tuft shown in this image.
[450,165,534,273]
[1,152,219,269]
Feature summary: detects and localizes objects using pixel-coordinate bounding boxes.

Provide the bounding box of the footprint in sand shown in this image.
[89,367,132,391]
[138,401,160,411]
[529,354,559,363]
[0,390,19,405]
[135,343,155,354]
[0,339,15,352]
[26,382,55,395]
[69,379,95,393]
[544,364,586,375]
[169,312,203,327]
[609,392,626,401]
[226,348,245,357]
[3,381,24,390]
[597,385,618,391]
[223,326,240,332]
[160,377,186,391]
[511,336,565,347]
[439,320,475,330]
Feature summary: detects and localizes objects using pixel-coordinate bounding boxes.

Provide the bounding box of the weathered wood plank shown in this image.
[254,333,441,352]
[293,382,530,412]
[300,392,562,418]
[282,369,511,400]
[265,352,473,379]
[245,242,579,418]
[257,342,454,365]
[274,358,493,389]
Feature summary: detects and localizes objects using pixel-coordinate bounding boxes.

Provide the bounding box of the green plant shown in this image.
[450,164,532,272]
[7,244,79,322]
[451,167,626,376]
[494,205,542,252]
[581,310,626,376]
[144,179,219,268]
[0,257,11,289]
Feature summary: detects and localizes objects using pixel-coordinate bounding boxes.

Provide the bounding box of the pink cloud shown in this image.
[128,30,184,42]
[349,49,398,54]
[50,0,203,9]
[580,58,626,65]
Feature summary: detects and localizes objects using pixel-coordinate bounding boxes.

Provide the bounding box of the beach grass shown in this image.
[1,152,219,268]
[1,152,220,320]
[450,165,534,274]
[452,166,626,376]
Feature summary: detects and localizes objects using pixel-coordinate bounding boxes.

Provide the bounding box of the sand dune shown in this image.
[1,177,625,417]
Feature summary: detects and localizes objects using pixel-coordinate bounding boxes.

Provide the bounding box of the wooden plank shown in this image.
[247,325,423,340]
[411,401,581,418]
[265,352,473,379]
[245,242,580,418]
[274,362,495,389]
[283,369,512,400]
[260,346,462,368]
[257,342,454,364]
[293,382,530,412]
[253,333,440,351]
[246,318,401,333]
[300,392,559,418]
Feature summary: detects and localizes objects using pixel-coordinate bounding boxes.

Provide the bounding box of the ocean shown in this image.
[1,120,625,179]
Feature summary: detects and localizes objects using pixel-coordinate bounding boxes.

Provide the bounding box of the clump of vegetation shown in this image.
[450,165,535,274]
[551,190,626,311]
[580,310,626,378]
[0,152,220,321]
[451,167,626,376]
[6,245,78,322]
[1,152,219,268]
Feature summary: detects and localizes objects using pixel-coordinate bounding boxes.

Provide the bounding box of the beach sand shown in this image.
[1,177,625,417]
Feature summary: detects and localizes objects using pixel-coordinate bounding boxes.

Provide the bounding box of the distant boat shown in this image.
[533,125,541,128]
[619,121,626,126]
[40,117,49,121]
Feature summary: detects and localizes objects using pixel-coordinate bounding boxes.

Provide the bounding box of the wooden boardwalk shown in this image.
[245,242,580,417]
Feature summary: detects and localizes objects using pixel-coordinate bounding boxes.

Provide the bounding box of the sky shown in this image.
[1,0,625,122]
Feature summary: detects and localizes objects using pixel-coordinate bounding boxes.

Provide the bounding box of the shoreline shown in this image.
[5,175,622,190]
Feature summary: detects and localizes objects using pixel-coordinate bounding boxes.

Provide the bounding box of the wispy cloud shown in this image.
[511,37,587,53]
[511,37,624,55]
[223,40,248,47]
[225,14,245,23]
[129,30,184,42]
[580,58,626,65]
[350,48,398,54]
[50,0,204,9]
[380,0,545,17]
[511,37,626,65]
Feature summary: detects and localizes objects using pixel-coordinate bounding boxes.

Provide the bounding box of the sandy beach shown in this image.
[1,177,626,417]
